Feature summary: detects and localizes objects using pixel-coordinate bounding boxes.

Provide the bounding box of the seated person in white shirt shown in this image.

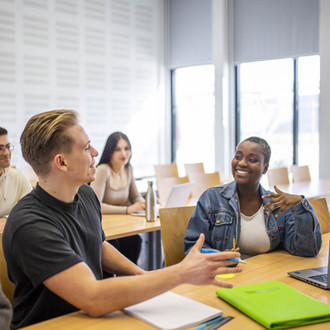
[184,136,322,259]
[0,127,32,220]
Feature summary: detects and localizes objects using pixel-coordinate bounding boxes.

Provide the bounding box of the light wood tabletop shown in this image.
[102,214,161,240]
[22,233,330,329]
[0,214,161,239]
[102,214,163,270]
[267,178,330,200]
[0,215,161,240]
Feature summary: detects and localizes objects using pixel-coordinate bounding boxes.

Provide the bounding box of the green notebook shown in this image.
[216,281,330,329]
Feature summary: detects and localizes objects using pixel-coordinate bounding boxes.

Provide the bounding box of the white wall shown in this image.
[0,0,165,178]
[319,0,330,179]
[212,0,235,177]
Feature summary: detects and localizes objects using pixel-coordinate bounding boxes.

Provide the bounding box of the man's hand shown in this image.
[178,234,243,287]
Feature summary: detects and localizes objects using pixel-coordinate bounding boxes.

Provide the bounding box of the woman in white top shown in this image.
[91,132,145,266]
[184,136,322,259]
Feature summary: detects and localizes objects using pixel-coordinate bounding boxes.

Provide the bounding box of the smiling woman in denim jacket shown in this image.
[184,136,322,258]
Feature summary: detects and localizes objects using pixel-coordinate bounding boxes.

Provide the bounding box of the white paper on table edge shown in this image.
[123,291,223,330]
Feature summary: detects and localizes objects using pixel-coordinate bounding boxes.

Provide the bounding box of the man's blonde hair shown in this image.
[20,109,79,176]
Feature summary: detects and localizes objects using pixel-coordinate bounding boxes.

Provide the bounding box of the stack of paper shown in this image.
[124,291,223,330]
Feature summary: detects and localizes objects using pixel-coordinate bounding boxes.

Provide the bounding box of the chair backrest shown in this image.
[156,176,189,206]
[184,162,205,177]
[188,172,221,201]
[308,198,330,234]
[154,163,178,179]
[267,167,290,187]
[159,205,195,267]
[0,233,14,305]
[291,165,311,183]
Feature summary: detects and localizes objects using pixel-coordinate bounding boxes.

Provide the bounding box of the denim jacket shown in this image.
[184,181,322,257]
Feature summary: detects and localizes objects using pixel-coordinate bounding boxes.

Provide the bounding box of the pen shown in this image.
[201,248,247,264]
[207,316,234,330]
[194,315,224,330]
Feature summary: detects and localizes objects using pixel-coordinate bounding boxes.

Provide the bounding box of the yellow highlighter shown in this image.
[232,236,236,251]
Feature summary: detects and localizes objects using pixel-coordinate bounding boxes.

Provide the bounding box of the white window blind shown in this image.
[168,0,212,68]
[234,0,319,64]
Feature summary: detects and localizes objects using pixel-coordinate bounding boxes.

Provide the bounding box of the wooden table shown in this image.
[268,179,330,200]
[22,233,330,329]
[0,215,161,238]
[102,214,162,270]
[102,214,160,240]
[0,215,162,272]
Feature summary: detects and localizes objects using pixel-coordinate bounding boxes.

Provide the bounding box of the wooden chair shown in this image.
[184,162,205,177]
[159,205,195,267]
[291,165,311,183]
[0,233,14,305]
[156,176,189,206]
[188,172,221,201]
[308,198,330,234]
[267,167,290,187]
[154,163,178,179]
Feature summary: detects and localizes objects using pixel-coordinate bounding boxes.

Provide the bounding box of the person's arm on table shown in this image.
[128,167,145,204]
[91,165,144,214]
[90,165,125,214]
[126,167,145,213]
[44,234,242,317]
[126,201,145,214]
[126,174,145,214]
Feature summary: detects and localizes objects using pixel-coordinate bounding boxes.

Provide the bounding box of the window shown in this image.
[297,56,320,180]
[171,65,215,176]
[236,56,320,180]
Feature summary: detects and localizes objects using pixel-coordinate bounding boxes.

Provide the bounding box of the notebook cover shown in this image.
[124,291,223,330]
[216,281,330,329]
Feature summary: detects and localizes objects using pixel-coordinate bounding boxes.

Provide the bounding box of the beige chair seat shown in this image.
[267,167,289,187]
[308,198,330,234]
[154,163,178,179]
[291,165,311,183]
[188,171,221,202]
[184,162,205,177]
[156,176,189,206]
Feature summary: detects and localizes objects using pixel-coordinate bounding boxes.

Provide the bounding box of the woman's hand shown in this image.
[262,185,303,217]
[127,201,146,214]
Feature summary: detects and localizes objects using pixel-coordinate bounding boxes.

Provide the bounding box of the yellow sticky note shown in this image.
[216,273,236,279]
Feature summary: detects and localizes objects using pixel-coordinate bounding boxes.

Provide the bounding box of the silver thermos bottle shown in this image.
[145,180,156,221]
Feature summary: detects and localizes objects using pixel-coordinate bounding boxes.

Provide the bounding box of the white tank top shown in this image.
[239,205,271,256]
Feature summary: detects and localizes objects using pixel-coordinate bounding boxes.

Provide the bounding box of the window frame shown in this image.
[234,57,318,167]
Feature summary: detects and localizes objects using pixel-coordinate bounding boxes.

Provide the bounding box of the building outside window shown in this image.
[236,55,320,181]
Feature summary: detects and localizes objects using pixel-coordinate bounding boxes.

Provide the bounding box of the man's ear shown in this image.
[54,154,67,171]
[263,163,269,174]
